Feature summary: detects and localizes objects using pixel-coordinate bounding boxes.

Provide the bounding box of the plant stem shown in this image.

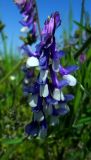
[34,0,41,38]
[1,31,7,57]
[79,0,85,45]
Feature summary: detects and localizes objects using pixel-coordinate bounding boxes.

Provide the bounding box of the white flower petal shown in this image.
[60,91,65,101]
[29,95,38,107]
[53,88,61,101]
[26,57,39,68]
[24,78,29,84]
[20,26,29,33]
[40,84,49,97]
[52,59,60,72]
[34,111,44,121]
[39,70,48,82]
[50,116,59,126]
[63,74,77,86]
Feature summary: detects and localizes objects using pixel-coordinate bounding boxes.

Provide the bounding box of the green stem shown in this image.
[34,0,41,38]
[1,31,7,57]
[79,0,85,45]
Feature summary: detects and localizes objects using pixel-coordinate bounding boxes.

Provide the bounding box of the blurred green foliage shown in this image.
[0,0,91,159]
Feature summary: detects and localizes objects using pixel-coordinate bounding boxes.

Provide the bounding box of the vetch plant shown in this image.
[23,12,79,138]
[15,1,79,138]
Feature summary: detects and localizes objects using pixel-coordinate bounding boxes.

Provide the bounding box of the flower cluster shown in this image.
[14,0,37,44]
[22,12,79,138]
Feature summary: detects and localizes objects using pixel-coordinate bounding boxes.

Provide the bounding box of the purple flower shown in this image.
[79,53,86,63]
[15,0,37,45]
[41,12,61,45]
[21,11,79,138]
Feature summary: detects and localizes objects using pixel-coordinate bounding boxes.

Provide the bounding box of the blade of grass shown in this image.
[74,35,91,58]
[74,21,91,33]
[0,58,26,84]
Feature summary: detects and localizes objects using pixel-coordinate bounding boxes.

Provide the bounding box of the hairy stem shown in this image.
[34,0,41,38]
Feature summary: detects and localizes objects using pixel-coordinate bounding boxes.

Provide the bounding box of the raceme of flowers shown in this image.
[21,11,79,138]
[14,0,37,45]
